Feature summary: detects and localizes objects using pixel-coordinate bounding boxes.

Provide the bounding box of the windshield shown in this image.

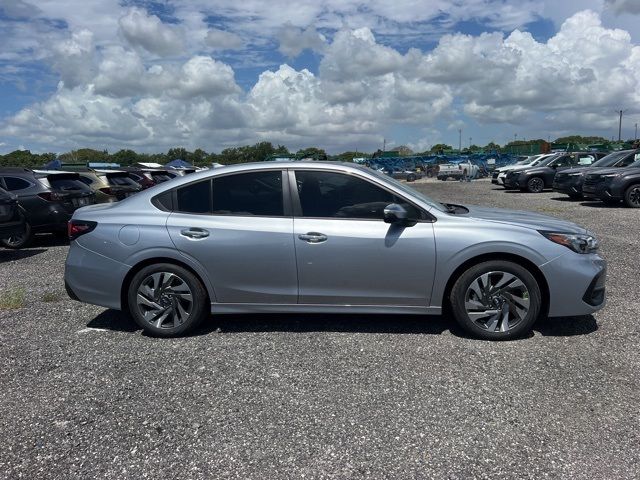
[365,167,447,212]
[591,150,637,168]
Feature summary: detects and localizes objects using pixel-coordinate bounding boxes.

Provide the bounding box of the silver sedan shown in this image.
[65,162,606,340]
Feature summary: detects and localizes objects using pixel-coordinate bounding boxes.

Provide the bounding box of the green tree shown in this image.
[167,147,188,161]
[111,149,139,165]
[296,147,327,160]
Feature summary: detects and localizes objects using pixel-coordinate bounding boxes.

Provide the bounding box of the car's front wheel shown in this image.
[127,263,208,337]
[526,177,545,193]
[450,261,542,340]
[623,184,640,208]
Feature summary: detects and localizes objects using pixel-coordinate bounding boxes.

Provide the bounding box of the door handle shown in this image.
[180,228,210,239]
[298,232,327,243]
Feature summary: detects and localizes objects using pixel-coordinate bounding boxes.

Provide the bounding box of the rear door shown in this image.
[166,169,298,304]
[290,169,436,306]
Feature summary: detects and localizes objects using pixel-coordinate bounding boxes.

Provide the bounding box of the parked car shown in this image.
[437,161,479,181]
[553,149,639,199]
[118,168,156,189]
[65,162,606,340]
[55,169,142,203]
[582,156,640,207]
[503,152,607,193]
[491,154,548,186]
[137,168,176,184]
[0,186,26,244]
[0,168,95,248]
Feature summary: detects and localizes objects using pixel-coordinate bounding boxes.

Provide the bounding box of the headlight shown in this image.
[539,231,599,254]
[566,172,583,176]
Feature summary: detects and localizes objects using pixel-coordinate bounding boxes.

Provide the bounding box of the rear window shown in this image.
[46,176,90,191]
[107,174,139,187]
[151,173,172,183]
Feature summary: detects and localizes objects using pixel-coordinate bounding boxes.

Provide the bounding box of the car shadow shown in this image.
[534,315,598,336]
[30,233,69,247]
[579,201,621,208]
[86,310,599,339]
[87,309,141,332]
[0,248,47,263]
[550,196,581,202]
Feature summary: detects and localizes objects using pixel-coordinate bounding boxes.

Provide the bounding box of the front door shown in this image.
[290,169,436,306]
[166,170,298,304]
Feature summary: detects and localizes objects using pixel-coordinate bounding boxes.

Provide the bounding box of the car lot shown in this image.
[0,178,638,479]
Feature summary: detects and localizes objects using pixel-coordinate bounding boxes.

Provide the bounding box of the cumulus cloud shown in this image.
[276,24,326,57]
[605,0,640,15]
[205,28,244,50]
[2,7,640,152]
[51,29,95,88]
[118,7,183,56]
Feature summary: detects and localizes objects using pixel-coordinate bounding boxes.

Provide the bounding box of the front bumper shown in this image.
[503,175,523,189]
[582,180,617,200]
[540,253,607,317]
[552,176,583,195]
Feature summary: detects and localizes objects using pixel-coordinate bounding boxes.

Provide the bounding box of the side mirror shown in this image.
[384,203,409,224]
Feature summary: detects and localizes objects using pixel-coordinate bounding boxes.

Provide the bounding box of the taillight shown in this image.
[68,220,97,241]
[38,192,63,202]
[99,187,113,195]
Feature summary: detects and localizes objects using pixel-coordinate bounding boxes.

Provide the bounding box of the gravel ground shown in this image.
[0,178,638,479]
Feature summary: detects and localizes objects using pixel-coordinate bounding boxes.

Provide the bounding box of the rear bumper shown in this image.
[64,241,129,310]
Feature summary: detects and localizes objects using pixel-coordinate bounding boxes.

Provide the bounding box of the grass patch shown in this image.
[0,288,26,309]
[41,291,62,303]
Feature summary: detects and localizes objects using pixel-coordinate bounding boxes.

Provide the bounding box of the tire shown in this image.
[406,174,416,182]
[1,222,32,249]
[449,260,542,340]
[623,184,640,208]
[127,263,208,337]
[526,177,545,193]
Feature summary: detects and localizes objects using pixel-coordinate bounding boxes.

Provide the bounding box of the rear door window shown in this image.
[1,176,32,191]
[176,180,212,214]
[212,171,284,216]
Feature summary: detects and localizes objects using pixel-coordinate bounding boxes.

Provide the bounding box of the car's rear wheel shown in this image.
[1,222,32,249]
[623,184,640,208]
[450,261,542,340]
[127,263,208,337]
[526,177,545,193]
[406,173,416,182]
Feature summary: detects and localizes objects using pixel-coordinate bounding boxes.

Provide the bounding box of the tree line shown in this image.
[0,135,625,169]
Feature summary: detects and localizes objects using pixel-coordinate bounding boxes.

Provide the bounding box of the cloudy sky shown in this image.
[1,0,640,154]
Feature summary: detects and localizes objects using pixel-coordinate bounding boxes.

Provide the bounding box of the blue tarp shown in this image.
[165,159,194,169]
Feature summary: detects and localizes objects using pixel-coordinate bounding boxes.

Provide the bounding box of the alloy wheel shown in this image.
[527,177,544,193]
[627,186,640,207]
[464,271,531,333]
[136,272,193,329]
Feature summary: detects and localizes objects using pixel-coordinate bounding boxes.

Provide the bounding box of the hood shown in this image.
[585,168,622,177]
[518,165,552,174]
[554,166,596,176]
[496,163,534,173]
[462,205,586,234]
